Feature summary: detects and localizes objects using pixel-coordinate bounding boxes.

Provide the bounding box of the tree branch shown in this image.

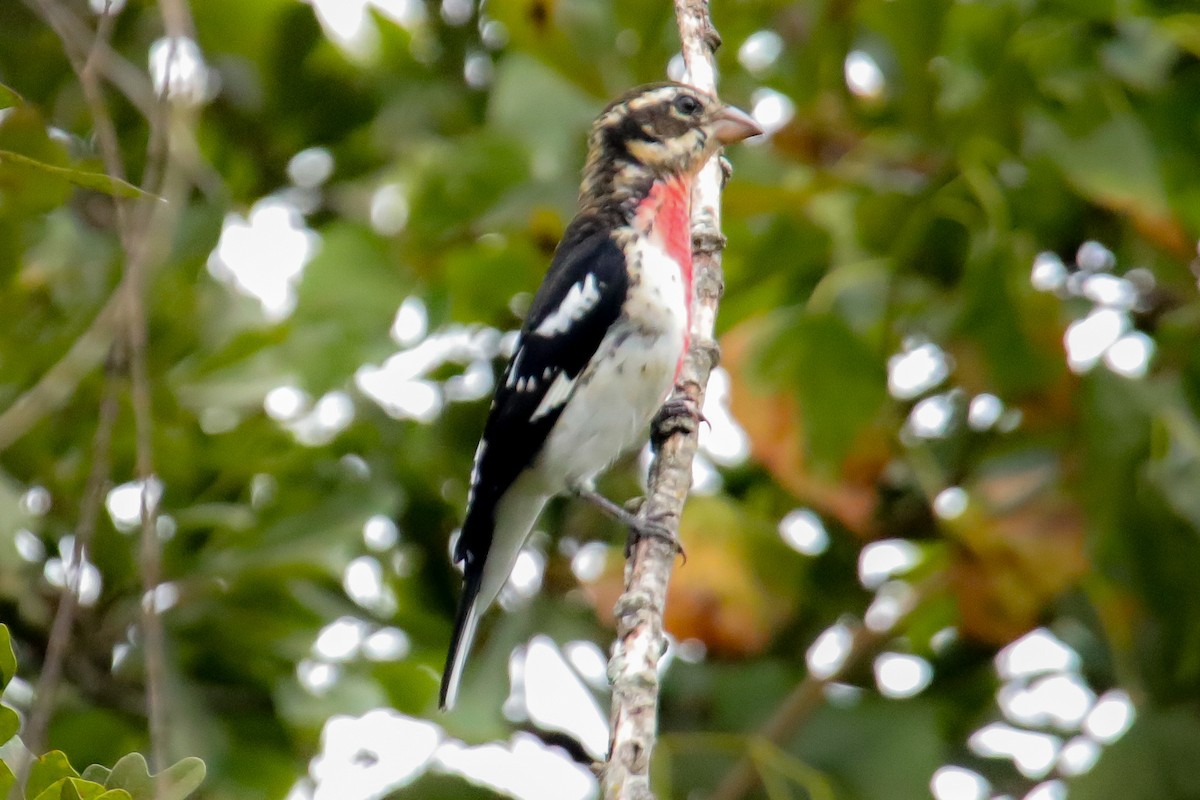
[601,1,727,797]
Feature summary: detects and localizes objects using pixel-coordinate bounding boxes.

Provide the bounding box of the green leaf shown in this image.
[957,248,1059,395]
[1101,18,1179,91]
[405,133,530,248]
[1024,111,1170,218]
[752,312,888,473]
[33,778,71,800]
[794,698,944,800]
[0,760,15,799]
[1071,707,1200,800]
[31,777,114,800]
[103,754,204,800]
[26,752,80,799]
[289,221,404,387]
[487,54,596,182]
[0,82,22,108]
[389,772,501,800]
[102,754,151,800]
[0,704,19,743]
[1160,13,1200,58]
[0,625,15,691]
[1144,384,1200,532]
[441,238,542,323]
[488,0,611,95]
[79,767,111,785]
[155,758,205,800]
[0,105,71,214]
[0,151,151,200]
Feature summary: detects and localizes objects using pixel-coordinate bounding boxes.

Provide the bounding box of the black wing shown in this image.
[454,217,628,566]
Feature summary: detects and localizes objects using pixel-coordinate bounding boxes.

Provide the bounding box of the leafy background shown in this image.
[2,0,1200,798]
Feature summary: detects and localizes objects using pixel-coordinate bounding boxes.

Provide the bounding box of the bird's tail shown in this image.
[439,477,550,711]
[439,565,483,711]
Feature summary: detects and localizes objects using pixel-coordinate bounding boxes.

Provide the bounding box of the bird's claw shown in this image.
[651,393,707,451]
[624,512,686,564]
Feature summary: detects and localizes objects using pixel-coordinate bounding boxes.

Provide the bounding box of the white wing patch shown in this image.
[530,371,577,422]
[466,439,487,506]
[534,273,601,337]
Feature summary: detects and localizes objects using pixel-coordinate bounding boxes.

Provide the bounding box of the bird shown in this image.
[439,82,761,710]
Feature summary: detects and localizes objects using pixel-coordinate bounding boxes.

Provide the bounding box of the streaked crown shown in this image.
[579,82,761,213]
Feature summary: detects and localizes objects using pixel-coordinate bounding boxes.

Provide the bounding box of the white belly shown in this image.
[535,237,688,488]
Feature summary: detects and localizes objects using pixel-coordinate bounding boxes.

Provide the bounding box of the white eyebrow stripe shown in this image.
[534,273,601,337]
[530,371,576,422]
[629,87,682,109]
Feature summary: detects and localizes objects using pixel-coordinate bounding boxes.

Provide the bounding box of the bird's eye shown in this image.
[673,95,702,117]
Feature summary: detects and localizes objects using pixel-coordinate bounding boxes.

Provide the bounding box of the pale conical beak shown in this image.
[712,104,763,144]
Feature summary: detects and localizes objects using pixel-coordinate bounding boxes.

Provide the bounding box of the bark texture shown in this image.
[601,2,727,797]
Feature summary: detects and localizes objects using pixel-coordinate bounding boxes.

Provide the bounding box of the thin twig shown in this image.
[709,574,946,800]
[0,0,210,455]
[158,0,197,40]
[33,0,133,239]
[26,0,200,777]
[601,2,727,798]
[8,14,132,791]
[9,357,120,800]
[0,294,123,452]
[126,1,195,774]
[80,0,119,87]
[130,303,169,775]
[130,2,203,776]
[0,0,138,455]
[15,356,122,795]
[19,0,157,118]
[3,8,131,789]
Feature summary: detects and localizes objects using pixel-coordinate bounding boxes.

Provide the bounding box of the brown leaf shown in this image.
[721,318,885,537]
[948,492,1088,645]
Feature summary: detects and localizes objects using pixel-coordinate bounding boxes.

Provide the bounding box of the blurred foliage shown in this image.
[0,625,204,800]
[1,0,1199,799]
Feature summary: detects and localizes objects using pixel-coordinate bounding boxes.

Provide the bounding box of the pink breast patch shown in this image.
[639,176,693,379]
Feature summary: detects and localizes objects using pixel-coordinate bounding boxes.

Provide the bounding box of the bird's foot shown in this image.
[651,392,707,451]
[574,486,638,527]
[572,487,685,563]
[624,510,686,563]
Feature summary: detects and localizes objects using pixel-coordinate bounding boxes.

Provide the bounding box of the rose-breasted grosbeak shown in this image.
[440,83,761,710]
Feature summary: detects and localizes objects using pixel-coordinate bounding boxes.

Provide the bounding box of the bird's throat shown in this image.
[636,175,693,293]
[650,176,692,268]
[635,175,693,379]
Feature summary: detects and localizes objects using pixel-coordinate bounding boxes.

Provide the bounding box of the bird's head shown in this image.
[580,83,761,211]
